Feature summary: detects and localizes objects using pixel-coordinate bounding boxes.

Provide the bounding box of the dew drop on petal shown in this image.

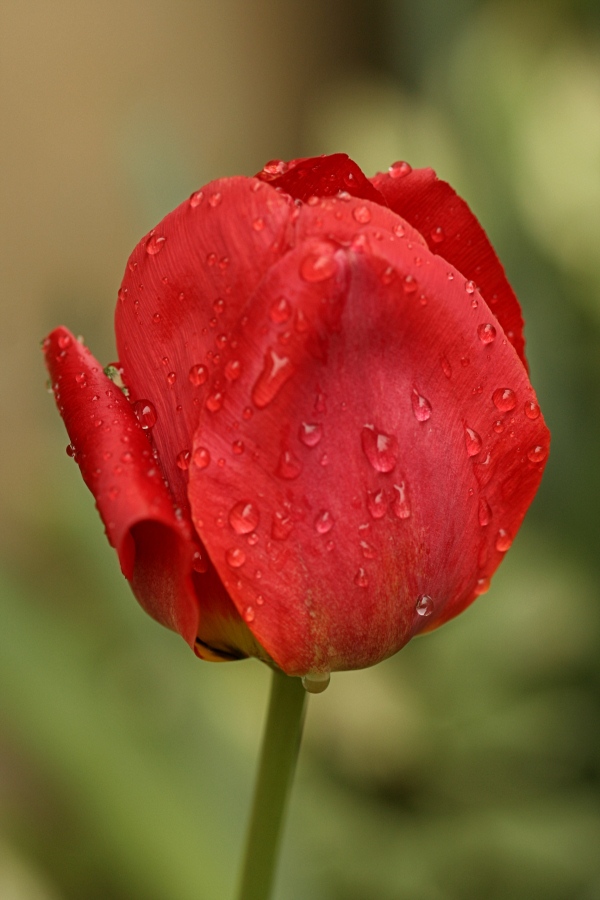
[300,250,338,283]
[133,399,157,430]
[493,420,505,434]
[189,364,208,386]
[465,426,482,457]
[465,280,476,294]
[252,218,265,231]
[232,440,245,455]
[524,400,541,420]
[415,594,433,617]
[145,234,166,255]
[527,445,548,463]
[495,529,512,552]
[403,275,418,294]
[430,226,445,244]
[167,371,177,386]
[226,547,246,568]
[411,389,432,422]
[193,447,210,469]
[441,355,452,378]
[391,482,410,519]
[298,422,323,447]
[478,498,492,526]
[367,489,387,519]
[176,450,191,470]
[492,388,517,412]
[208,192,222,208]
[206,391,224,412]
[252,347,295,408]
[191,549,208,573]
[474,577,491,596]
[314,510,334,534]
[354,567,369,588]
[389,161,412,179]
[302,672,330,693]
[276,449,303,480]
[361,426,398,472]
[225,359,242,381]
[271,512,294,541]
[189,190,203,208]
[353,205,372,223]
[229,501,260,534]
[270,297,292,323]
[244,606,255,623]
[478,323,496,344]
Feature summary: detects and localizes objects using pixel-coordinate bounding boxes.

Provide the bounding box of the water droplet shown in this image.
[58,334,72,349]
[527,445,547,463]
[492,388,517,412]
[380,265,396,286]
[276,449,303,480]
[262,159,288,176]
[353,205,372,223]
[478,323,496,344]
[465,280,476,294]
[189,364,208,386]
[367,489,387,519]
[226,547,246,568]
[389,161,412,179]
[300,250,338,282]
[298,422,323,447]
[393,223,406,238]
[167,371,176,386]
[354,567,369,588]
[75,372,86,384]
[193,447,210,469]
[430,226,445,244]
[176,450,191,470]
[440,355,452,378]
[133,399,157,430]
[411,389,432,422]
[66,444,76,458]
[108,486,119,501]
[465,426,482,457]
[391,482,410,519]
[252,217,265,231]
[493,420,505,433]
[152,312,161,323]
[190,190,203,208]
[225,359,242,381]
[229,501,260,535]
[121,451,133,463]
[145,234,166,255]
[208,192,222,208]
[270,297,292,323]
[361,425,398,472]
[474,576,490,596]
[415,594,433,617]
[360,540,376,559]
[524,400,541,420]
[302,672,330,693]
[478,498,492,526]
[314,510,334,534]
[244,606,255,622]
[403,275,418,293]
[252,347,294,408]
[271,512,294,541]
[495,529,512,552]
[232,440,245,455]
[206,391,224,412]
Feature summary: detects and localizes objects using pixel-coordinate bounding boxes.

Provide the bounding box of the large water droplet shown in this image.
[133,399,157,430]
[361,425,398,472]
[314,510,334,534]
[492,388,517,412]
[478,498,492,526]
[300,250,338,282]
[145,234,166,255]
[276,449,303,480]
[478,323,496,344]
[524,400,541,420]
[495,529,512,552]
[189,364,208,386]
[193,447,210,469]
[302,672,330,693]
[465,426,482,457]
[527,444,547,463]
[391,482,410,519]
[367,489,387,519]
[298,422,323,447]
[474,576,490,596]
[415,594,433,617]
[226,547,246,568]
[252,348,294,408]
[229,501,260,534]
[411,389,432,422]
[389,161,412,179]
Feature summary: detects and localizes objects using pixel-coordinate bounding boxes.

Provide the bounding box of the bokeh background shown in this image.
[1,0,599,897]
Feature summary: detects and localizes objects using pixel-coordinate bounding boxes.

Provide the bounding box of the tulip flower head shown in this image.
[43,154,549,683]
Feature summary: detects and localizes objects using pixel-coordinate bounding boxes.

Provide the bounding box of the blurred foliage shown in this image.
[1,0,600,898]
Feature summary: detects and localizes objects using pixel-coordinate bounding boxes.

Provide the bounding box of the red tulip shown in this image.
[43,153,549,678]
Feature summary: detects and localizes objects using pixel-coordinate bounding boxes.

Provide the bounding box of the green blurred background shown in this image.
[1,0,599,897]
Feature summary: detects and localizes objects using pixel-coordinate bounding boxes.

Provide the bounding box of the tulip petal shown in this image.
[187,194,549,675]
[372,166,527,370]
[114,176,297,516]
[43,327,200,645]
[255,153,387,205]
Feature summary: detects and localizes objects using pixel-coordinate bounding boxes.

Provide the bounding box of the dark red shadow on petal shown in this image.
[256,153,388,206]
[372,167,527,371]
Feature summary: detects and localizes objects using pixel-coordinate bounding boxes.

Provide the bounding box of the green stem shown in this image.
[236,668,308,900]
